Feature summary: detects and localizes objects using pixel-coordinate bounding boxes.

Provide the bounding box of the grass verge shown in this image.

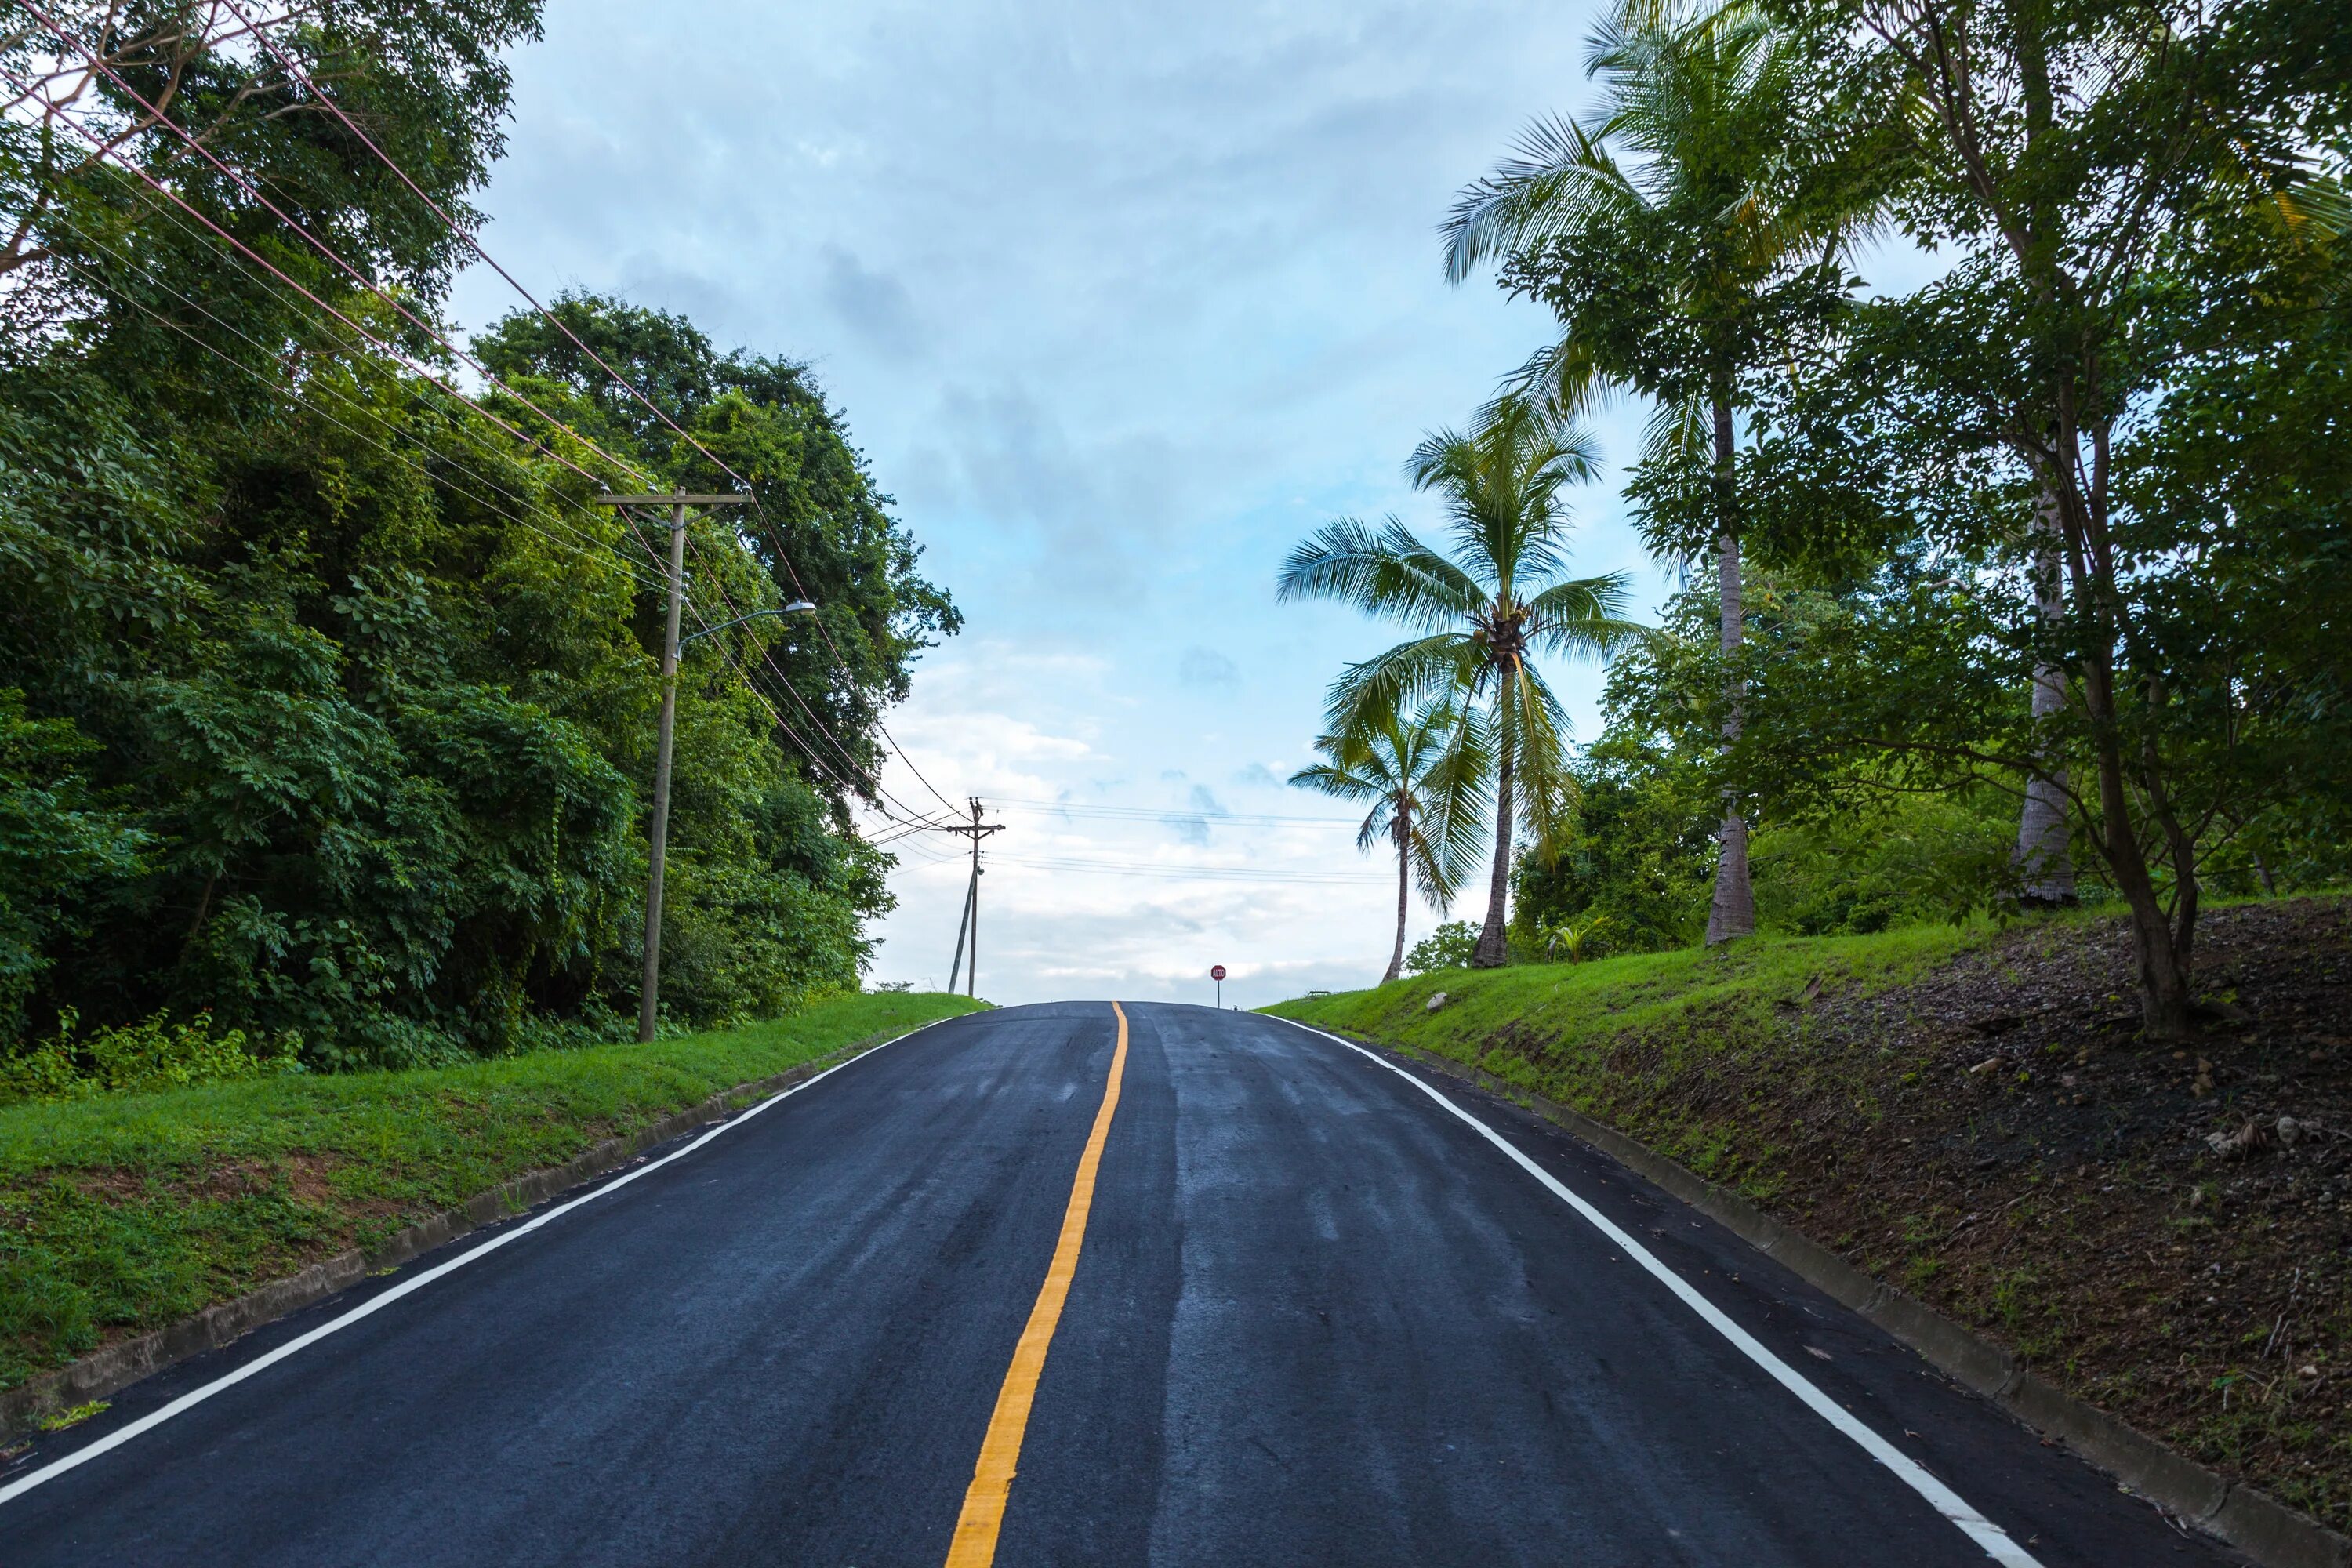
[1267,898,2352,1530]
[0,989,985,1395]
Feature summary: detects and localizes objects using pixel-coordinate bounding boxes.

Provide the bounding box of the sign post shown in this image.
[1211,964,1227,1008]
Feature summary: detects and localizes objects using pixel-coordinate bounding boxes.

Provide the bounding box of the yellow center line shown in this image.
[944,1000,1131,1567]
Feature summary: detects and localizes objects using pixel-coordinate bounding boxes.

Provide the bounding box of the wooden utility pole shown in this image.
[946,862,977,993]
[599,490,753,1043]
[942,797,1003,998]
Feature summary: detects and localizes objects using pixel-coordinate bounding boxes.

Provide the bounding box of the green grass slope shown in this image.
[1267,924,1987,1192]
[0,990,985,1396]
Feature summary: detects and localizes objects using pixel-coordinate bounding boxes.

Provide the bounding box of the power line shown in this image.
[21,2,673,501]
[992,855,1389,884]
[219,0,971,824]
[39,215,673,596]
[8,39,964,840]
[0,58,662,565]
[28,210,897,822]
[40,252,673,603]
[993,798,1363,829]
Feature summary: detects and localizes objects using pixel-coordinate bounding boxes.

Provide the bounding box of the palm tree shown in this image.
[1278,400,1640,967]
[1439,0,1855,946]
[1290,699,1490,983]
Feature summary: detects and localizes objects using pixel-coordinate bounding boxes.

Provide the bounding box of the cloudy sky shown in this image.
[449,0,1679,1008]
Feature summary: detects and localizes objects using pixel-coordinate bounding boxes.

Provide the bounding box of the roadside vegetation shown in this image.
[1,5,957,1073]
[0,989,983,1398]
[1271,4,2350,1518]
[1278,0,2350,1046]
[1271,896,2352,1527]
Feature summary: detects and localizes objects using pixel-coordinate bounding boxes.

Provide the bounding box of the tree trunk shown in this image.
[2013,485,2076,905]
[1704,387,1754,946]
[1385,804,1410,984]
[1472,742,1515,967]
[2067,510,2197,1040]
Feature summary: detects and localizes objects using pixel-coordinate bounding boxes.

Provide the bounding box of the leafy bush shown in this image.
[0,302,949,1065]
[1534,912,1620,962]
[1750,793,2013,935]
[1406,920,1482,973]
[0,1010,302,1105]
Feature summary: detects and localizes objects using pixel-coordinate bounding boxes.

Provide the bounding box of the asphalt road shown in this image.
[0,1002,2245,1566]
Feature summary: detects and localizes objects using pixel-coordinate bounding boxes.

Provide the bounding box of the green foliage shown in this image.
[0,691,150,1040]
[0,20,956,1064]
[1436,0,2352,1034]
[1290,697,1491,910]
[1532,910,1620,963]
[3,2,543,370]
[0,1009,301,1105]
[1507,568,2030,951]
[1510,729,1718,954]
[1406,920,1483,973]
[1277,399,1642,963]
[474,292,963,752]
[1751,799,2013,937]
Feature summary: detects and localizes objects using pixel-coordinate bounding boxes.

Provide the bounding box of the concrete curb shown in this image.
[1369,1036,2351,1568]
[0,1025,914,1444]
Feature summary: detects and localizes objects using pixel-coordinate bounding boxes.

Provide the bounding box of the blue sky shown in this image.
[449,0,1679,1007]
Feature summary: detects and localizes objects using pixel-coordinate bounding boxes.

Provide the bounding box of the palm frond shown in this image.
[1324,633,1480,739]
[1497,663,1579,864]
[1275,515,1484,627]
[1440,113,1643,283]
[1414,702,1494,903]
[1640,394,1708,471]
[1287,760,1383,802]
[1410,401,1604,603]
[1484,336,1617,431]
[1523,573,1646,660]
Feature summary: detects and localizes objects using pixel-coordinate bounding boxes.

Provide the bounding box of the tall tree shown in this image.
[0,9,955,1058]
[1776,0,2350,1036]
[1290,699,1490,984]
[474,292,963,816]
[2,1,539,351]
[1278,401,1639,967]
[1441,0,1863,945]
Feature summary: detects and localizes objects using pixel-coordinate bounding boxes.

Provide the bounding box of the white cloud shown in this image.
[453,0,1635,1008]
[1178,645,1240,691]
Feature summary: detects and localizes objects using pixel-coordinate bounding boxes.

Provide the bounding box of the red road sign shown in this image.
[1210,964,1227,982]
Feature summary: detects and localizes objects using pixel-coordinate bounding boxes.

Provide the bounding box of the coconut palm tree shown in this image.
[1290,699,1491,984]
[1439,0,1856,946]
[1278,399,1640,967]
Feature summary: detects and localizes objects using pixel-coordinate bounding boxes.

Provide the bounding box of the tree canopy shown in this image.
[0,3,956,1065]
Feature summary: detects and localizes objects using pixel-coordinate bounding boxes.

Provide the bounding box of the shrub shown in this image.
[0,1009,303,1104]
[1406,920,1482,974]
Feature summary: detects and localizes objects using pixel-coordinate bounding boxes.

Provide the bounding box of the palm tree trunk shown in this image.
[1704,391,1755,946]
[1473,739,1514,967]
[2013,485,2075,905]
[1385,805,1409,984]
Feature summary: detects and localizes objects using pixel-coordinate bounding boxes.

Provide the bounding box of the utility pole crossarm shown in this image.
[938,797,1004,1000]
[593,493,754,506]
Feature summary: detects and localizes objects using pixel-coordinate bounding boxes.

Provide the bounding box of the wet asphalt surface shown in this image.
[0,1002,2245,1565]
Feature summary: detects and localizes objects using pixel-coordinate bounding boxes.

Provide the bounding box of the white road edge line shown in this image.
[1273,1016,2043,1568]
[0,1014,964,1508]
